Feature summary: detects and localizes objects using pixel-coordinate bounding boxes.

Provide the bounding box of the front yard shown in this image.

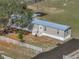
[6,32,61,49]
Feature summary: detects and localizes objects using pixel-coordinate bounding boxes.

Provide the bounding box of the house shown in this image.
[63,49,79,59]
[31,18,71,41]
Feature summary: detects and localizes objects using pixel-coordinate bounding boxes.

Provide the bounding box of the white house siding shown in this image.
[32,24,65,40]
[32,24,71,41]
[63,29,71,41]
[43,27,64,38]
[64,29,71,37]
[32,24,39,35]
[42,27,71,41]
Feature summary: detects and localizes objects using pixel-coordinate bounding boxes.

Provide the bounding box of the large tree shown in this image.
[15,9,33,42]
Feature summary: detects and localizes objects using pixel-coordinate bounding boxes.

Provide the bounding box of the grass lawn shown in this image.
[45,0,79,37]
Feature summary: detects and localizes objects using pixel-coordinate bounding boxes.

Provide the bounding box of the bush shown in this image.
[18,30,24,42]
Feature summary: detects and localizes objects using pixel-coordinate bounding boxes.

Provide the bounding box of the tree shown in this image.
[2,0,33,42]
[0,18,8,30]
[22,9,33,27]
[16,9,33,42]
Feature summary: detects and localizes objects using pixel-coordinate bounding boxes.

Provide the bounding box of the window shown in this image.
[64,30,69,37]
[40,27,42,29]
[65,30,68,34]
[44,27,46,31]
[57,30,59,34]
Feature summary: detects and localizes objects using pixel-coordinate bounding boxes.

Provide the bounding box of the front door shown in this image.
[37,25,44,36]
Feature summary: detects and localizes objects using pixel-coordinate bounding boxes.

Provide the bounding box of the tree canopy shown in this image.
[0,0,33,28]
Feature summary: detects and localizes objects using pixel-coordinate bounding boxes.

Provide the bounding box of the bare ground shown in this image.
[7,33,62,48]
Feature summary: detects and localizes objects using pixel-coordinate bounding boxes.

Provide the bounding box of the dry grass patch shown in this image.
[0,40,37,59]
[7,33,59,48]
[24,34,59,48]
[7,33,19,40]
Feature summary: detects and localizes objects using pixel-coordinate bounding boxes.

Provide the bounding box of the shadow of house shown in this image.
[32,38,79,59]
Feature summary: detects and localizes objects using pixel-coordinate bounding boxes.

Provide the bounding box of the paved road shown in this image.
[32,39,79,59]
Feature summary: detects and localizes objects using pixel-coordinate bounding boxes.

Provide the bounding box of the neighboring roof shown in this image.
[32,18,70,31]
[67,49,79,58]
[32,39,79,59]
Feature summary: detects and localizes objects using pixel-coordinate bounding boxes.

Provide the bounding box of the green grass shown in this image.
[41,0,79,38]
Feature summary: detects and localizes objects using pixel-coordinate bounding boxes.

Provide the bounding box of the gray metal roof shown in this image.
[32,39,79,59]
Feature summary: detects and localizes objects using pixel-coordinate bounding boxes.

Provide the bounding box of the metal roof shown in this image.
[32,18,70,31]
[32,39,79,59]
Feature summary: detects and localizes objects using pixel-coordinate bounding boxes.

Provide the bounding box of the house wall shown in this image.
[44,26,64,38]
[32,24,71,41]
[32,24,65,38]
[32,24,39,35]
[64,29,71,37]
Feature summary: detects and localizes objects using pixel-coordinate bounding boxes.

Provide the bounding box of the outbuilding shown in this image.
[32,18,71,41]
